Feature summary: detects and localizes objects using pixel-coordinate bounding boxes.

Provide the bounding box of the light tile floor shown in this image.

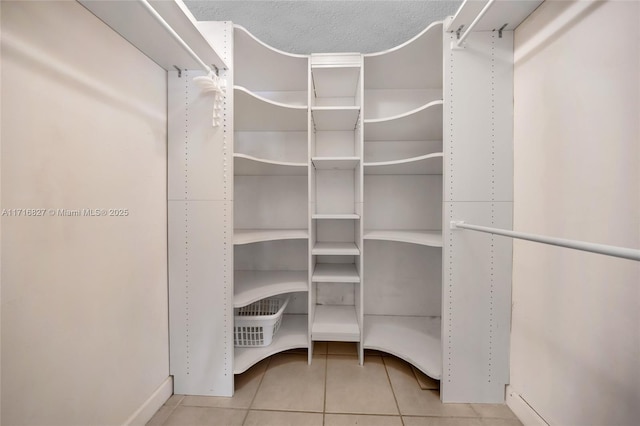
[148,343,523,426]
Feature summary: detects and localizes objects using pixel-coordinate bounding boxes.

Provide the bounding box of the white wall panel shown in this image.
[168,200,233,396]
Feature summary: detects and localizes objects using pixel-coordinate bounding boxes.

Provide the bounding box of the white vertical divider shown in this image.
[356,64,365,365]
[442,21,514,402]
[168,21,234,396]
[308,58,315,365]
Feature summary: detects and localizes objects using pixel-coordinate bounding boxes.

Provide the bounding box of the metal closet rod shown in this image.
[450,221,640,262]
[456,0,497,47]
[138,0,219,74]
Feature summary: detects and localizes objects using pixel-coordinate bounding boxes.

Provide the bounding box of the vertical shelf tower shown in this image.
[309,54,364,363]
[232,26,310,377]
[362,22,444,379]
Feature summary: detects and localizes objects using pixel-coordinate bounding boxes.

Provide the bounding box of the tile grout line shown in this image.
[381,356,405,426]
[241,356,273,426]
[322,353,328,425]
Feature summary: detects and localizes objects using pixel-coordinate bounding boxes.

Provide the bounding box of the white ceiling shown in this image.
[184,1,462,54]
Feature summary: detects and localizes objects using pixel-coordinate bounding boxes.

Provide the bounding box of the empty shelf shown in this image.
[312,65,361,99]
[312,213,360,220]
[312,107,360,131]
[312,242,360,255]
[364,230,443,247]
[364,153,443,175]
[312,305,360,342]
[234,229,308,245]
[234,270,308,308]
[234,154,307,176]
[234,314,308,374]
[364,101,442,141]
[312,263,360,283]
[364,315,441,379]
[235,86,307,131]
[312,157,360,170]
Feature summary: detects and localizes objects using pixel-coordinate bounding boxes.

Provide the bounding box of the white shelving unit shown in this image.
[309,54,364,357]
[362,21,444,379]
[232,25,310,375]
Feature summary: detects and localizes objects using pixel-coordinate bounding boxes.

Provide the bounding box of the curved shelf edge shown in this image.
[363,315,442,380]
[234,270,308,308]
[364,21,444,58]
[364,153,443,168]
[234,85,308,110]
[364,230,443,247]
[234,154,307,176]
[234,24,309,59]
[234,229,309,245]
[234,314,308,374]
[364,100,443,124]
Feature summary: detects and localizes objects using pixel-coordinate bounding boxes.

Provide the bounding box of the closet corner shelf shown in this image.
[312,213,360,220]
[234,270,308,308]
[312,305,360,342]
[311,107,360,131]
[364,315,442,380]
[312,263,360,283]
[234,314,308,375]
[312,242,360,256]
[312,157,360,170]
[363,230,443,247]
[234,229,309,245]
[364,153,443,175]
[364,100,443,142]
[234,154,307,176]
[234,86,308,131]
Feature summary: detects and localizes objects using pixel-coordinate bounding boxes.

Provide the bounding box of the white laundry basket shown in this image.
[234,296,289,347]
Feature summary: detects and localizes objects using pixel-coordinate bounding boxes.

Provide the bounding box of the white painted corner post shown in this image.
[167,21,235,396]
[442,18,514,403]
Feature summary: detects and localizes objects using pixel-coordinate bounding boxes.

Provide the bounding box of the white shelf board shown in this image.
[234,270,308,308]
[364,230,443,247]
[79,0,228,71]
[312,242,360,256]
[234,314,308,374]
[312,157,360,170]
[312,305,360,342]
[234,154,307,176]
[364,101,443,141]
[234,25,308,92]
[364,21,443,90]
[364,315,442,379]
[312,66,361,99]
[364,153,443,175]
[312,213,360,220]
[312,107,360,131]
[446,0,543,32]
[234,229,308,245]
[312,263,360,283]
[235,86,307,131]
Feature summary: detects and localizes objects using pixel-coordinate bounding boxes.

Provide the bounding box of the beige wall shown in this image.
[1,1,169,425]
[512,1,639,425]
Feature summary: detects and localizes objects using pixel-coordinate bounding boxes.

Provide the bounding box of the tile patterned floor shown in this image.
[148,343,523,426]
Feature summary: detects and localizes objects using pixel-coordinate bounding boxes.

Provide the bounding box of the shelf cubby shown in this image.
[234,270,308,308]
[363,315,441,379]
[312,157,360,170]
[312,107,361,131]
[364,153,443,175]
[234,154,307,176]
[233,229,308,245]
[312,65,361,104]
[311,242,360,256]
[234,314,308,374]
[235,86,307,131]
[312,305,360,342]
[312,263,360,283]
[234,25,308,106]
[364,100,442,141]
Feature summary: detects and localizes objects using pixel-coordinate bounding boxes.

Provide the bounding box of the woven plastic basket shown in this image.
[234,296,289,347]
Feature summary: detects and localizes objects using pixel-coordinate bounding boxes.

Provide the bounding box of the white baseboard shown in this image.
[123,376,173,426]
[506,385,549,426]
